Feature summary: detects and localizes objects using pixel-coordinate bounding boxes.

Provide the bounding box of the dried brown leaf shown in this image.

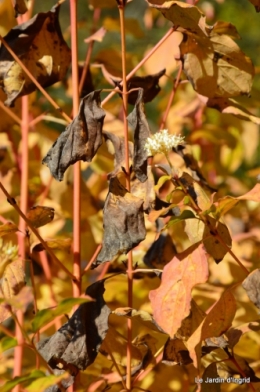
[162,337,192,366]
[203,216,232,263]
[187,290,236,369]
[242,269,260,309]
[27,206,54,229]
[131,166,155,212]
[149,244,209,338]
[103,131,133,178]
[95,176,146,266]
[0,5,71,107]
[143,232,177,269]
[115,69,166,105]
[14,0,28,17]
[42,91,105,181]
[37,280,111,387]
[128,89,151,182]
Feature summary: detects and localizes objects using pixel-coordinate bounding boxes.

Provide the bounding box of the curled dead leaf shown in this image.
[94,176,146,266]
[14,0,28,17]
[0,4,71,107]
[242,269,260,309]
[42,91,106,181]
[27,206,55,229]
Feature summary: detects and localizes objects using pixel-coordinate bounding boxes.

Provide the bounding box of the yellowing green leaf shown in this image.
[0,337,17,353]
[31,237,72,253]
[32,297,91,332]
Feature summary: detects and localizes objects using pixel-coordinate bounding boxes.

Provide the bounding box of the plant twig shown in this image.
[0,182,76,280]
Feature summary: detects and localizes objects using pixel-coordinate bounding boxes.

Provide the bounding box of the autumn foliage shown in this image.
[1,0,260,391]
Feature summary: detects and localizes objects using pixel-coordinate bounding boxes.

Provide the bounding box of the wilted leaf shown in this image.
[131,167,155,212]
[37,280,111,387]
[127,89,150,182]
[31,238,72,253]
[242,269,260,309]
[42,91,106,181]
[0,222,18,237]
[187,290,236,369]
[95,176,146,266]
[248,0,260,12]
[103,131,133,178]
[203,216,232,263]
[149,244,209,338]
[115,69,166,105]
[210,21,240,40]
[27,206,54,228]
[32,297,91,332]
[13,0,28,17]
[0,5,71,107]
[143,232,177,269]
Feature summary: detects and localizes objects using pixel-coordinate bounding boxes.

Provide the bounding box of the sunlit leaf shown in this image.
[31,238,72,253]
[0,336,17,353]
[42,90,106,181]
[1,370,46,392]
[27,206,54,228]
[167,209,196,228]
[0,4,71,107]
[149,244,209,338]
[187,290,236,369]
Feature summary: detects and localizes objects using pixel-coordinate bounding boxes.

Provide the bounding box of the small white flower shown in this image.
[144,129,185,156]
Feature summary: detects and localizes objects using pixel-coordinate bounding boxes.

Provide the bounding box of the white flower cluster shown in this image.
[144,129,185,156]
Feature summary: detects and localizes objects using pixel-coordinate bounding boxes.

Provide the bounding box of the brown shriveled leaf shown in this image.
[0,222,18,237]
[27,206,54,229]
[14,0,28,17]
[0,4,71,107]
[205,97,260,125]
[115,69,166,105]
[203,216,232,264]
[143,232,177,269]
[242,269,260,309]
[131,166,155,212]
[31,238,72,253]
[187,290,236,370]
[248,0,260,12]
[94,176,146,266]
[127,89,151,182]
[103,131,133,178]
[162,337,192,366]
[149,244,209,338]
[37,280,111,389]
[42,91,105,181]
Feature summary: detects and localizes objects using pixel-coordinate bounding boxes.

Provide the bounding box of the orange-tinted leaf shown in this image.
[27,206,54,228]
[203,216,232,263]
[42,91,106,181]
[149,244,209,338]
[242,269,260,308]
[187,290,236,369]
[162,337,192,366]
[95,176,146,266]
[0,222,18,237]
[0,5,71,107]
[214,196,239,218]
[227,320,260,349]
[31,238,72,253]
[237,183,260,202]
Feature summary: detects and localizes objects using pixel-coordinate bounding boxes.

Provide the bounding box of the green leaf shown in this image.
[0,337,17,353]
[1,370,46,392]
[32,297,91,332]
[26,374,69,392]
[167,210,196,227]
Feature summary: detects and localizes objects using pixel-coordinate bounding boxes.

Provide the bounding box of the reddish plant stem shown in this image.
[0,100,21,125]
[13,93,29,392]
[70,0,81,305]
[101,27,175,107]
[0,36,71,123]
[118,3,133,391]
[159,62,183,130]
[83,244,102,274]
